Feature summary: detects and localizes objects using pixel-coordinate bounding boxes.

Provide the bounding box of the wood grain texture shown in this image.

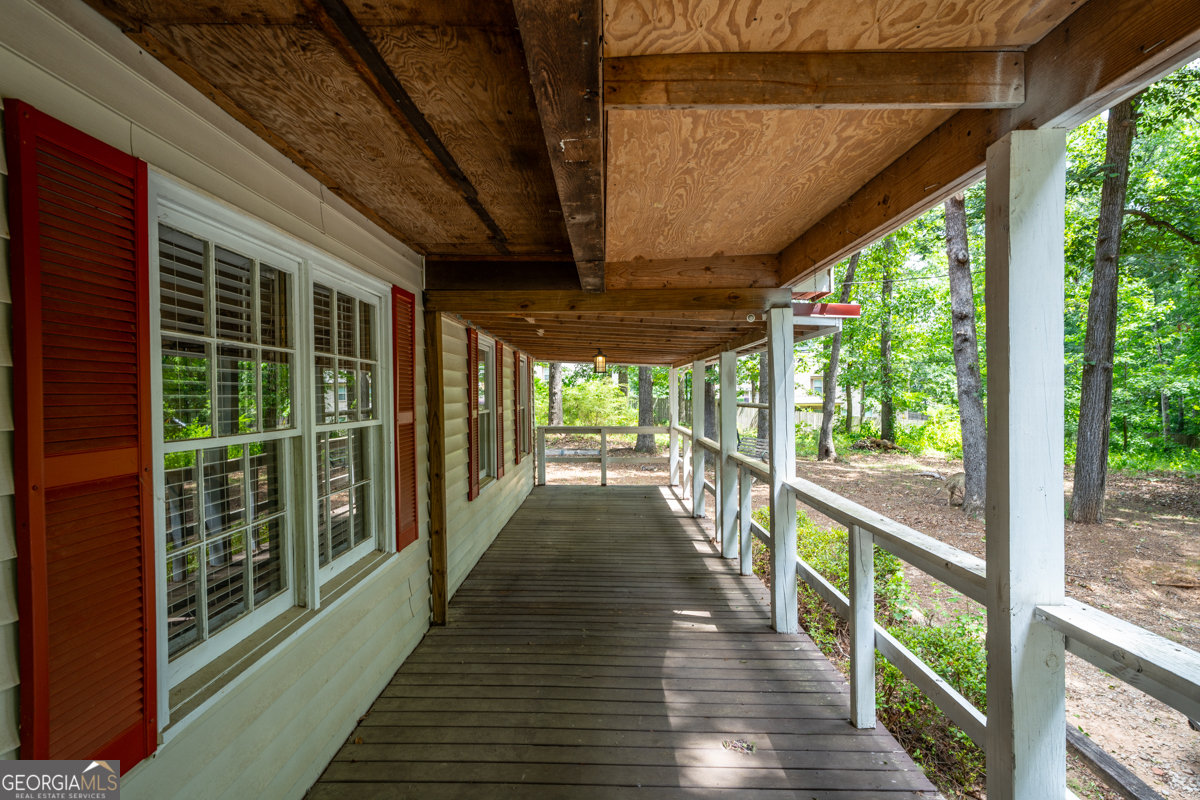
[605,51,1025,110]
[369,22,571,253]
[606,107,950,261]
[425,288,791,313]
[309,485,935,799]
[605,254,779,289]
[147,23,486,244]
[511,0,606,291]
[778,0,1200,285]
[602,0,1088,57]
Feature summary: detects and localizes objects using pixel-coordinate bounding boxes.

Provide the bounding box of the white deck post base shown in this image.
[691,359,705,519]
[719,350,738,558]
[766,306,797,633]
[984,129,1067,800]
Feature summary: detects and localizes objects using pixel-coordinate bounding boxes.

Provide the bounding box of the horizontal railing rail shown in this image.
[537,425,669,486]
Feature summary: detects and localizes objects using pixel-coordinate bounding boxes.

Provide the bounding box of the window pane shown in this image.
[250,441,282,520]
[214,246,253,342]
[358,301,374,361]
[217,346,257,436]
[162,337,210,441]
[336,292,355,357]
[262,350,292,431]
[165,451,200,551]
[316,355,336,425]
[314,284,333,354]
[477,353,488,408]
[352,484,369,546]
[338,360,358,422]
[159,225,206,335]
[206,531,247,636]
[260,265,291,348]
[166,547,198,658]
[328,431,350,492]
[316,431,329,494]
[329,489,351,561]
[252,517,285,604]
[317,497,329,568]
[359,362,375,421]
[202,445,244,538]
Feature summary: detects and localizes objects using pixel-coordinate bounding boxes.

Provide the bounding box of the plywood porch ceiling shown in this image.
[87,0,571,259]
[602,0,1087,264]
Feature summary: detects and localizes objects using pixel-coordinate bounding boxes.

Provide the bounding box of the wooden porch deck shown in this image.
[308,485,937,799]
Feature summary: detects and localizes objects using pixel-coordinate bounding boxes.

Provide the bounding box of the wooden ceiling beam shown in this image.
[301,0,510,254]
[512,0,605,292]
[464,314,753,333]
[604,255,780,290]
[604,51,1025,111]
[425,260,580,291]
[425,289,792,314]
[778,0,1200,286]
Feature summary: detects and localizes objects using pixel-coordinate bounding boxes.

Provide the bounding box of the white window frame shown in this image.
[477,335,497,489]
[518,355,530,456]
[148,172,395,729]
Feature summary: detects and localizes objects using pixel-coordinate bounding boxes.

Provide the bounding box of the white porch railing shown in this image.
[536,425,668,485]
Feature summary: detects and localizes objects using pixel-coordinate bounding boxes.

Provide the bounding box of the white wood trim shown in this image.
[767,306,797,634]
[668,366,679,487]
[984,128,1068,800]
[738,465,753,576]
[690,361,705,518]
[848,523,875,728]
[718,351,738,558]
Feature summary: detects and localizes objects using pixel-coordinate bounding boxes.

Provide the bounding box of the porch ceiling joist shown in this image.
[778,0,1200,286]
[512,0,605,292]
[424,289,793,314]
[603,51,1025,111]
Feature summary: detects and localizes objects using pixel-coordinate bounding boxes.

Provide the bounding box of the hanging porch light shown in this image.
[593,348,607,374]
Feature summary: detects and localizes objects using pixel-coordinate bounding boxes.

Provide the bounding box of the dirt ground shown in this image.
[543,445,1200,798]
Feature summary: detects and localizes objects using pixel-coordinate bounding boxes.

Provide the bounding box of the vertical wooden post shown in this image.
[422,310,448,625]
[691,360,705,518]
[848,524,875,727]
[600,427,608,486]
[669,366,680,486]
[767,306,797,633]
[985,129,1067,800]
[739,465,752,576]
[719,350,738,558]
[682,437,692,499]
[537,427,546,486]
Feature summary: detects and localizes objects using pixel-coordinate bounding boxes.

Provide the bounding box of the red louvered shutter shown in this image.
[5,100,156,770]
[392,287,418,551]
[495,342,505,479]
[527,358,534,457]
[513,354,522,466]
[466,327,479,501]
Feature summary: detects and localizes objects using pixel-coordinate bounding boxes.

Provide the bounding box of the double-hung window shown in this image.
[477,339,496,484]
[158,223,297,677]
[518,355,530,456]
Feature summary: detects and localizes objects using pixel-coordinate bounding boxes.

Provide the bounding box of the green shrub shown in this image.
[751,504,987,794]
[895,404,964,458]
[562,380,638,426]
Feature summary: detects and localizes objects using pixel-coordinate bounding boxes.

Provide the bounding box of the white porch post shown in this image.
[767,307,797,633]
[719,350,739,559]
[984,129,1067,800]
[848,524,876,728]
[691,359,706,518]
[738,465,752,576]
[669,365,680,487]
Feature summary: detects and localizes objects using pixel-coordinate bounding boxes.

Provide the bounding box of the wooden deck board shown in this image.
[308,485,937,799]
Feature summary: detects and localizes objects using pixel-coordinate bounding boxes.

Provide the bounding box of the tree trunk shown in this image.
[818,253,859,460]
[944,192,988,516]
[636,366,655,452]
[704,371,717,468]
[1161,392,1171,440]
[757,353,769,439]
[858,383,867,429]
[845,382,854,434]
[548,362,563,425]
[617,366,628,395]
[1070,95,1140,524]
[880,245,895,442]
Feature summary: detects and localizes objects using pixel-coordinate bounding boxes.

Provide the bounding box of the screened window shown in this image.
[158,224,295,662]
[518,355,530,455]
[478,342,496,481]
[315,429,374,567]
[314,284,377,424]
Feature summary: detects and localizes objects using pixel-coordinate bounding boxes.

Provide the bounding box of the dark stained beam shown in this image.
[779,0,1200,286]
[302,0,510,254]
[424,260,581,291]
[424,289,793,314]
[604,51,1024,111]
[511,0,605,292]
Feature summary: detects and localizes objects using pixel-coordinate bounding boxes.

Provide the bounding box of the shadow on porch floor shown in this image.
[307,485,936,799]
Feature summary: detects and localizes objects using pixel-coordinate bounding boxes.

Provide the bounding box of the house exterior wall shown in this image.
[0,0,509,795]
[442,319,534,599]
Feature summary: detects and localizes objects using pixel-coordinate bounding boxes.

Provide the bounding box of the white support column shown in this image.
[600,428,608,486]
[669,366,680,487]
[719,350,738,558]
[766,306,797,633]
[691,360,706,519]
[537,427,546,486]
[739,465,752,576]
[848,524,876,728]
[984,129,1067,800]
